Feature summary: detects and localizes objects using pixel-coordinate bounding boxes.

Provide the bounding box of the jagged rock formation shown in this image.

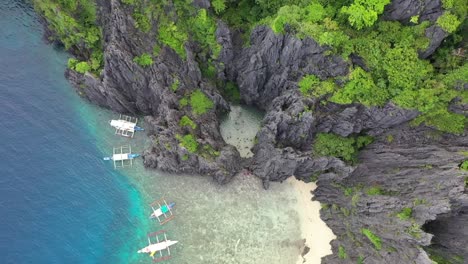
[218,25,349,110]
[382,0,449,58]
[36,0,467,263]
[423,206,468,262]
[66,0,242,183]
[316,126,467,263]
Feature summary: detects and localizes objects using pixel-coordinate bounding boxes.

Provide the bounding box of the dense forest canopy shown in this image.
[33,0,467,135]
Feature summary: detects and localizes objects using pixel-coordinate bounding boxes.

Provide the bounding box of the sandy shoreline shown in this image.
[286,177,336,264]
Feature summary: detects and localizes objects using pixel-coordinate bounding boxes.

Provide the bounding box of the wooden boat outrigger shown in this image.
[138,230,177,262]
[109,114,144,138]
[150,198,175,225]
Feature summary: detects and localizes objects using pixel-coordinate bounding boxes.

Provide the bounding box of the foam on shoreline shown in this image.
[286,177,336,264]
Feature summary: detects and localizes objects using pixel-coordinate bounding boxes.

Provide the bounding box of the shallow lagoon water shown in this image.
[2,2,326,263]
[87,106,305,264]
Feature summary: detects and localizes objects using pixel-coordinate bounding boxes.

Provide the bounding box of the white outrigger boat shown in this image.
[103,145,140,169]
[110,114,144,138]
[150,199,175,225]
[138,230,178,262]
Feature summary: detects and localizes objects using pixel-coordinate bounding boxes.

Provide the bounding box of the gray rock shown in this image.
[316,126,467,263]
[383,0,446,58]
[37,1,468,262]
[383,0,443,23]
[219,25,349,110]
[419,25,449,59]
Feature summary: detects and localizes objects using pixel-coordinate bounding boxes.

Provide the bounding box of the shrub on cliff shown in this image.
[460,161,468,171]
[190,90,214,115]
[176,134,198,153]
[330,67,389,106]
[313,133,373,163]
[133,53,153,67]
[33,0,103,73]
[211,0,226,14]
[397,207,413,220]
[191,9,221,58]
[159,22,188,59]
[74,61,91,74]
[179,116,197,129]
[437,12,461,33]
[361,228,382,250]
[133,11,151,32]
[299,75,337,98]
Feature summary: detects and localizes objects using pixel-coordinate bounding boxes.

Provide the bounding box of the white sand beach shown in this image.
[286,177,336,264]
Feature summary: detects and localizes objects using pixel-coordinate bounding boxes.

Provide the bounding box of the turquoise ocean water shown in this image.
[0,2,309,264]
[0,1,146,263]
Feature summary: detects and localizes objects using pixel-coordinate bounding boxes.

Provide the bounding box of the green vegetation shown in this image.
[437,12,461,33]
[460,160,468,171]
[191,9,222,58]
[357,255,365,264]
[361,228,382,250]
[365,186,384,196]
[255,1,466,134]
[298,75,337,98]
[211,0,226,14]
[406,223,422,238]
[33,0,103,74]
[413,198,427,206]
[200,144,220,159]
[340,0,391,30]
[179,97,189,107]
[179,90,214,115]
[171,78,180,92]
[386,134,394,143]
[330,67,388,106]
[221,81,241,103]
[133,53,153,67]
[190,90,214,115]
[179,115,197,129]
[338,245,347,259]
[176,134,199,153]
[159,22,188,59]
[133,10,151,32]
[427,247,465,264]
[313,133,373,163]
[397,207,413,220]
[74,61,91,74]
[37,0,467,136]
[68,58,91,74]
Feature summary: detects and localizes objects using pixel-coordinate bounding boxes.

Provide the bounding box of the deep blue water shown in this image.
[0,2,144,263]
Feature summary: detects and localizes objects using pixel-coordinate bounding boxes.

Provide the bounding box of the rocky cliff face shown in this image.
[38,0,467,263]
[316,126,467,263]
[67,0,242,183]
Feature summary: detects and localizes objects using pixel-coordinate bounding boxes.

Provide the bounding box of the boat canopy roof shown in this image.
[110,119,136,131]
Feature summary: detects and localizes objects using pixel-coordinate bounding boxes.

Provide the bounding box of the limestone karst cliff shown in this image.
[34,0,467,263]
